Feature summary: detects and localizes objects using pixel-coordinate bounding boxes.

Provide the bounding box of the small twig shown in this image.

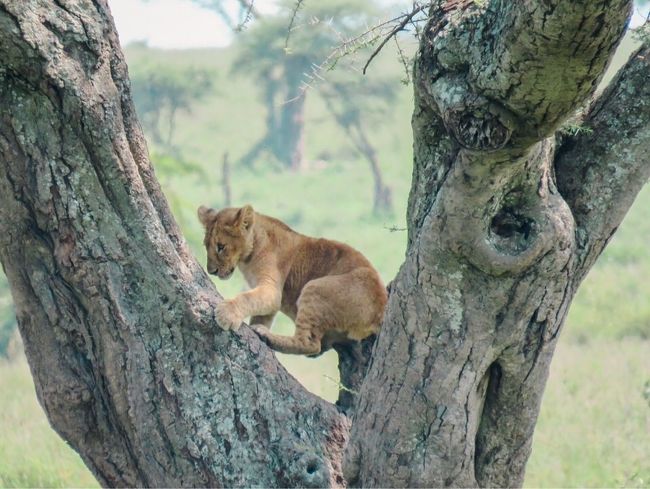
[362,3,428,75]
[287,9,426,98]
[284,0,306,49]
[234,0,256,31]
[324,374,359,394]
[384,224,407,232]
[393,35,411,85]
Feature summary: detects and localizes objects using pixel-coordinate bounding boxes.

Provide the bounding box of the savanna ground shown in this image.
[0,27,649,489]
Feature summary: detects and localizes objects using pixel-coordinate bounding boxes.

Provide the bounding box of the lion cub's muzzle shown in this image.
[211,267,235,280]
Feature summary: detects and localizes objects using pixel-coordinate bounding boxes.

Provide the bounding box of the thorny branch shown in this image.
[193,0,259,31]
[284,0,306,49]
[362,3,428,74]
[288,2,431,99]
[235,0,257,31]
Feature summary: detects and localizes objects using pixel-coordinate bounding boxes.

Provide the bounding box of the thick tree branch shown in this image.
[555,38,650,279]
[346,2,632,487]
[417,0,631,148]
[0,1,346,486]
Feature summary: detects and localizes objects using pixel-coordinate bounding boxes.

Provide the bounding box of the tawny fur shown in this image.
[198,204,388,356]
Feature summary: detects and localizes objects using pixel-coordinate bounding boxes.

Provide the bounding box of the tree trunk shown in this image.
[240,64,306,171]
[0,1,648,489]
[222,152,232,207]
[345,2,648,487]
[278,58,307,171]
[166,103,178,148]
[240,70,280,168]
[352,122,393,216]
[0,1,346,486]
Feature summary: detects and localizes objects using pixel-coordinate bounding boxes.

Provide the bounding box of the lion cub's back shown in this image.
[292,237,373,278]
[280,236,384,307]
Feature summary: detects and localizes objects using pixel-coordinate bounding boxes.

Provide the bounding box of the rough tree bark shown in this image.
[0,1,347,486]
[345,1,649,487]
[0,1,648,489]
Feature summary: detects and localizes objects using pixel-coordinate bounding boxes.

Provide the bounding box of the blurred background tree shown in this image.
[232,0,387,172]
[320,76,397,215]
[130,60,215,150]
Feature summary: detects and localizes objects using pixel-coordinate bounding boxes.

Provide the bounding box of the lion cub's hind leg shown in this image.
[254,310,325,356]
[254,270,384,356]
[254,278,338,355]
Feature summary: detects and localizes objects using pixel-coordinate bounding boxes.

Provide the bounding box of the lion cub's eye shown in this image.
[216,243,226,253]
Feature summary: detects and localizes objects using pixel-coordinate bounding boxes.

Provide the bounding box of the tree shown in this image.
[0,1,647,488]
[319,76,397,215]
[195,0,398,213]
[129,62,214,149]
[232,0,385,172]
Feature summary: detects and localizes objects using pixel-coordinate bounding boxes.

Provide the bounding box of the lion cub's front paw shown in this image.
[215,300,245,331]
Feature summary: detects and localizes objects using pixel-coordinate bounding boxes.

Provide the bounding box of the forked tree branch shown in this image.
[555,36,650,279]
[0,1,646,488]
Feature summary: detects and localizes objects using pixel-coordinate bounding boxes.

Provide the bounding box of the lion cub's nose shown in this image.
[208,267,218,275]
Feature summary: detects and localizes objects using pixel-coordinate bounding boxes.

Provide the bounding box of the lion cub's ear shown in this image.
[197,205,216,228]
[234,205,255,232]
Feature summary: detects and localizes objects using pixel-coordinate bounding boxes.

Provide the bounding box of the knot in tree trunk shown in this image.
[434,141,575,277]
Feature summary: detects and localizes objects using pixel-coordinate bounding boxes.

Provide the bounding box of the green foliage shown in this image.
[558,118,594,137]
[229,0,399,169]
[130,62,215,147]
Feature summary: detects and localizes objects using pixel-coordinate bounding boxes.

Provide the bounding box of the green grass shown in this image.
[563,184,650,343]
[526,339,650,488]
[0,26,649,489]
[0,358,99,488]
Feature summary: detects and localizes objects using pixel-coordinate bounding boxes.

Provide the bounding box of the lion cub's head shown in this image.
[197,204,255,279]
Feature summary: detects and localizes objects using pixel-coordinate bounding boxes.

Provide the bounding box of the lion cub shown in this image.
[198,204,387,356]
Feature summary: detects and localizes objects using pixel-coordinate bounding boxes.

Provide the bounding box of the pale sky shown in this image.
[108,0,279,49]
[108,0,650,50]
